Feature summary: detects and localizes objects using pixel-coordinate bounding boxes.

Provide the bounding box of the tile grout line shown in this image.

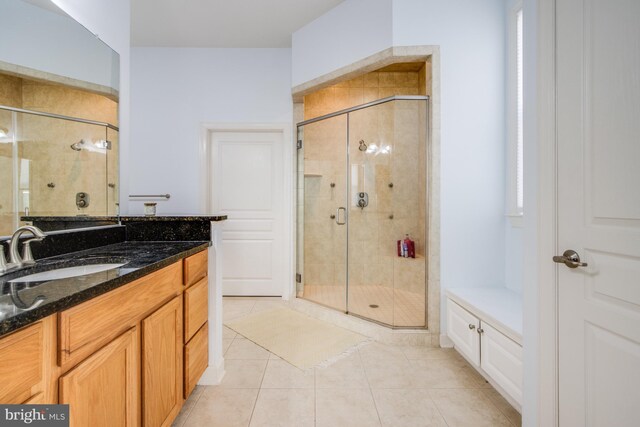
[313,363,317,427]
[247,355,270,426]
[427,388,452,427]
[356,348,383,426]
[177,385,206,427]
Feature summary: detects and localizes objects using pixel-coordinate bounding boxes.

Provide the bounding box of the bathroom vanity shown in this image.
[0,216,225,427]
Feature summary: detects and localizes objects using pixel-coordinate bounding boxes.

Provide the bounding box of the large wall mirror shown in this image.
[0,0,120,236]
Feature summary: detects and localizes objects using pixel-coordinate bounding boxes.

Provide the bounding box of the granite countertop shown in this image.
[21,215,228,222]
[0,240,209,337]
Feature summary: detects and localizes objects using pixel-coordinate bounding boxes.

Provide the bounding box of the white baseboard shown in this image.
[198,359,225,385]
[439,334,454,348]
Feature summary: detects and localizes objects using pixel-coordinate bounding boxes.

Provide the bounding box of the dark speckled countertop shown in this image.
[0,240,209,337]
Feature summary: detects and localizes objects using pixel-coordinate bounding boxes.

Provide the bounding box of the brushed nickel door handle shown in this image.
[336,207,346,225]
[553,249,588,268]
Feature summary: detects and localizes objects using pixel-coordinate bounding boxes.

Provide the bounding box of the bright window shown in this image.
[508,3,524,223]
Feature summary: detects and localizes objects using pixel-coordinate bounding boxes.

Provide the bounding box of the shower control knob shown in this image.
[468,324,476,330]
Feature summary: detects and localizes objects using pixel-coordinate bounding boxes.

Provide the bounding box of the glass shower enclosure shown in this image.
[296,96,429,328]
[0,106,119,236]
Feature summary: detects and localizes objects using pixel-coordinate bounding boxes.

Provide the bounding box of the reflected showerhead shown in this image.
[70,139,110,152]
[358,140,367,151]
[70,140,84,151]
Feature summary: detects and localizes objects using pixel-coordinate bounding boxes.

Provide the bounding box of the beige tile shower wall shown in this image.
[18,115,107,217]
[21,80,117,125]
[20,81,116,217]
[0,76,23,235]
[304,69,424,120]
[0,74,118,225]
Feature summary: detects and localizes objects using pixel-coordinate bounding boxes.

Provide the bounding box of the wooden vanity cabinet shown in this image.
[0,248,209,427]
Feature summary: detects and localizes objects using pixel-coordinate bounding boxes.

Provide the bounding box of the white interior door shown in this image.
[210,130,284,296]
[557,0,640,425]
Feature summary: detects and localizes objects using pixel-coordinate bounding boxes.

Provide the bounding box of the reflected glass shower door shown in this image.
[297,114,348,312]
[347,100,427,327]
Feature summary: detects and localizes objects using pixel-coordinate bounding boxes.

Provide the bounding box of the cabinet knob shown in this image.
[468,324,476,330]
[477,328,484,334]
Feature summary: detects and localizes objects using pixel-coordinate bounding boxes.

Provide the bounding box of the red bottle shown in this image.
[403,234,415,258]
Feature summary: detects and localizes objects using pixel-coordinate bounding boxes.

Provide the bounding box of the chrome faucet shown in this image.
[0,226,46,273]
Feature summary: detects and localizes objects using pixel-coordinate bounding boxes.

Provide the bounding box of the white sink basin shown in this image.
[9,263,126,283]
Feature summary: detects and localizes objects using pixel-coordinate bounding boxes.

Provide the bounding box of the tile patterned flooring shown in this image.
[303,284,426,327]
[173,297,521,427]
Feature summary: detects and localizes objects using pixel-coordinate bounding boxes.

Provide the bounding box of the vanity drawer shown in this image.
[59,261,182,370]
[0,321,44,403]
[184,250,208,288]
[184,277,208,342]
[184,322,208,398]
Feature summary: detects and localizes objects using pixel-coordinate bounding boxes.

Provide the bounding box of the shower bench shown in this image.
[445,287,523,412]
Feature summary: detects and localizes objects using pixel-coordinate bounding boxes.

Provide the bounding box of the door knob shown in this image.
[553,249,588,268]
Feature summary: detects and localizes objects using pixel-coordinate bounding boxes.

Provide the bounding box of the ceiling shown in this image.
[131,0,344,48]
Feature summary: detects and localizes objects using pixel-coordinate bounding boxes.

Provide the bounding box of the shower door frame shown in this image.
[296,95,430,329]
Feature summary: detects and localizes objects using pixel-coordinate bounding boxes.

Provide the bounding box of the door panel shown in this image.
[297,115,348,312]
[557,0,640,424]
[59,328,139,427]
[142,297,182,427]
[446,299,480,366]
[480,322,522,406]
[211,131,284,296]
[347,100,427,327]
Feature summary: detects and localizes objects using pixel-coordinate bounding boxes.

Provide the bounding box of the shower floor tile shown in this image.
[302,284,426,327]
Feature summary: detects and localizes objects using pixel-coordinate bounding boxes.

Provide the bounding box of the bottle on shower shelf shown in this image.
[403,234,415,258]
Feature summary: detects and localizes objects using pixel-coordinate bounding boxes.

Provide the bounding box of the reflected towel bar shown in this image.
[129,194,171,199]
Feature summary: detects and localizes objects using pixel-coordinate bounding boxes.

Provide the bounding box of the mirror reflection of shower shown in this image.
[70,139,110,154]
[358,139,390,155]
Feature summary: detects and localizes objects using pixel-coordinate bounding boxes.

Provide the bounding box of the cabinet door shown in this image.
[446,299,480,366]
[142,296,183,427]
[59,327,140,427]
[480,322,523,406]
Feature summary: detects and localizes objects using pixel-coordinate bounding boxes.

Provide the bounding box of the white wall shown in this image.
[291,0,508,331]
[291,0,393,86]
[0,0,119,90]
[51,0,131,213]
[129,48,292,214]
[392,0,508,325]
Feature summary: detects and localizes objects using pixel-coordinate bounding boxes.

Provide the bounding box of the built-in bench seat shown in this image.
[445,286,523,411]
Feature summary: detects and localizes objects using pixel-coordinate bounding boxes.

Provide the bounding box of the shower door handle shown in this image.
[336,207,346,225]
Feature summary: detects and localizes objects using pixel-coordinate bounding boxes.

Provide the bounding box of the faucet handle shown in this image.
[21,238,40,265]
[0,245,7,272]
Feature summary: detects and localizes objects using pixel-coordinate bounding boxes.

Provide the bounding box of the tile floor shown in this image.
[173,297,521,427]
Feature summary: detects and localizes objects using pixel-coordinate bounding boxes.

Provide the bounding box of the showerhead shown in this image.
[358,140,367,151]
[70,140,84,151]
[70,139,109,152]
